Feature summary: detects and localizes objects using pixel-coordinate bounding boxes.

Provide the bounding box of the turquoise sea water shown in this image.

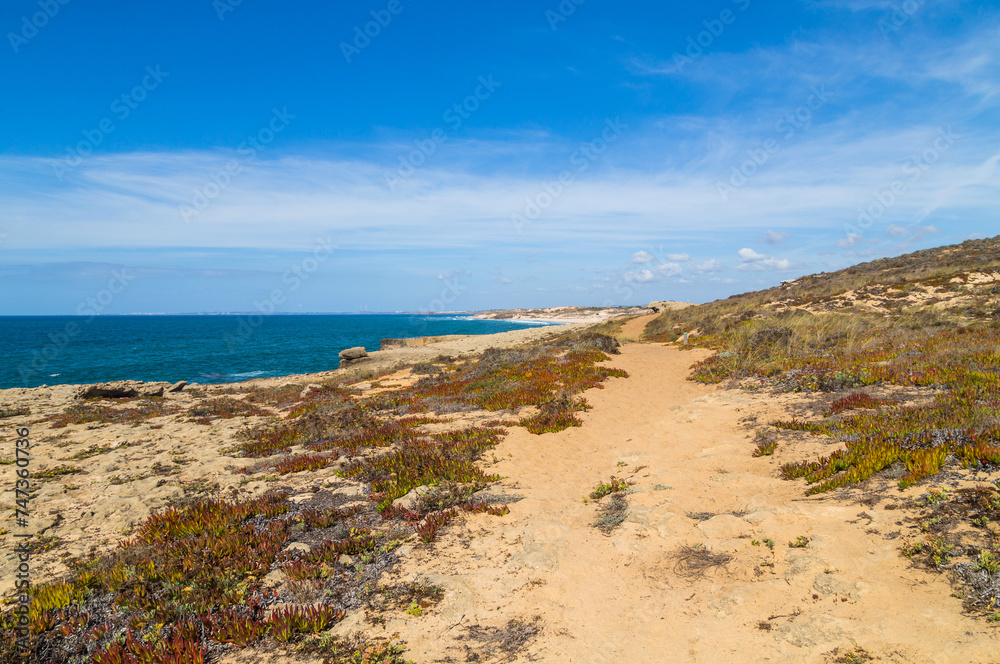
[0,314,553,389]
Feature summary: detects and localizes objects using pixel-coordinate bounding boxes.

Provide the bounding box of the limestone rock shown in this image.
[697,514,748,541]
[392,484,432,510]
[338,347,370,369]
[813,572,861,601]
[339,347,368,361]
[75,381,167,400]
[165,381,187,393]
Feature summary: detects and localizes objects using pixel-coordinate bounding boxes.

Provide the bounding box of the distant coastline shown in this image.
[0,306,655,320]
[0,313,568,390]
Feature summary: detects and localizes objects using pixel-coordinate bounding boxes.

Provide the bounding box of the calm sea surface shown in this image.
[0,314,552,389]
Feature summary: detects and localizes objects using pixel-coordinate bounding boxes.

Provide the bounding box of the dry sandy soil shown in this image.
[2,320,997,663]
[360,341,997,664]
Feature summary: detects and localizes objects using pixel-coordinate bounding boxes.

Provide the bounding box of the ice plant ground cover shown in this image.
[0,331,627,662]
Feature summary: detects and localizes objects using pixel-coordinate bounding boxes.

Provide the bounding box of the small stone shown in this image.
[392,485,432,509]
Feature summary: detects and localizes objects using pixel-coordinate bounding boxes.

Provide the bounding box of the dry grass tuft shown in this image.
[670,544,733,578]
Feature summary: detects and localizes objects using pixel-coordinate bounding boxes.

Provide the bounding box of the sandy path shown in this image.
[617,313,658,341]
[368,343,997,663]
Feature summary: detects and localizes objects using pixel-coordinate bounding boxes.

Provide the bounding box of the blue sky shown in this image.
[2,0,998,314]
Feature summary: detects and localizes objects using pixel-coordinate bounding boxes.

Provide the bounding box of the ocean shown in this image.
[0,314,553,390]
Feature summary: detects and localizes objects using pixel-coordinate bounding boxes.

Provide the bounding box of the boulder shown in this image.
[339,357,371,370]
[338,347,368,361]
[338,346,370,369]
[165,381,187,393]
[75,381,166,400]
[139,383,168,397]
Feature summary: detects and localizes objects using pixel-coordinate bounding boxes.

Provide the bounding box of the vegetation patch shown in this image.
[593,492,628,535]
[0,406,30,419]
[670,544,733,578]
[411,344,627,413]
[298,635,412,663]
[46,399,180,429]
[588,477,628,501]
[825,392,896,416]
[752,430,778,457]
[898,485,1000,616]
[365,579,444,618]
[340,427,505,511]
[273,453,335,475]
[518,397,589,435]
[67,444,114,461]
[35,465,82,481]
[0,491,427,662]
[827,646,876,664]
[459,616,542,663]
[186,397,270,420]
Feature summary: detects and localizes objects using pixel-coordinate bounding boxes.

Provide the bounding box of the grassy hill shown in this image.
[633,236,1000,613]
[645,235,1000,344]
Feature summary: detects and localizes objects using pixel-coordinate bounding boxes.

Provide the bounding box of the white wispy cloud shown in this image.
[2,10,998,310]
[623,262,683,283]
[631,250,655,263]
[692,259,725,273]
[735,248,794,271]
